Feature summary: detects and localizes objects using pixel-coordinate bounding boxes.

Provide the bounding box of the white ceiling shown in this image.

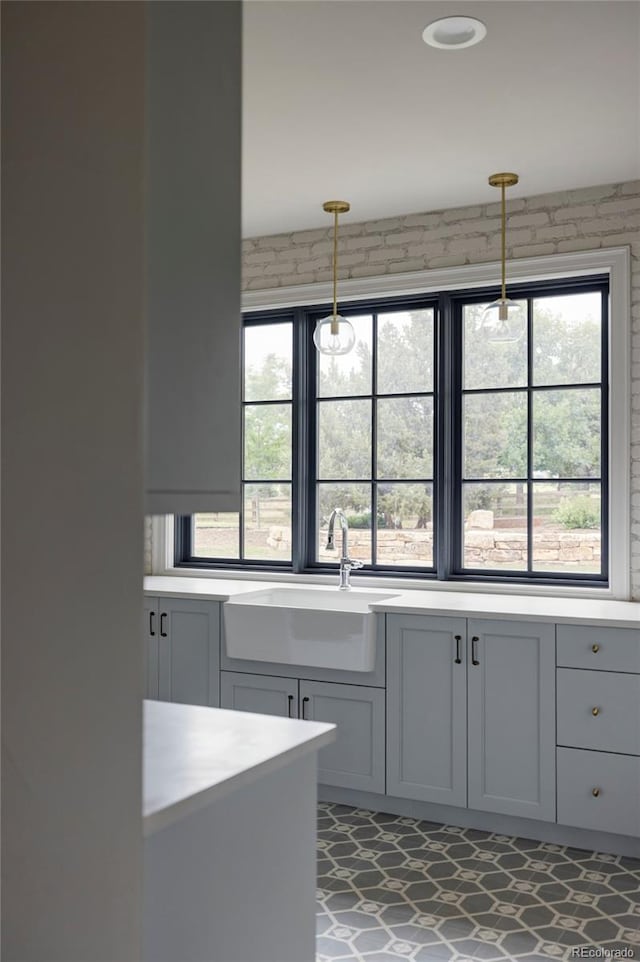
[242,0,640,237]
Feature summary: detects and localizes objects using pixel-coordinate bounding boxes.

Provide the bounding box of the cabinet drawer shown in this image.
[557,624,640,674]
[557,747,640,837]
[557,669,640,755]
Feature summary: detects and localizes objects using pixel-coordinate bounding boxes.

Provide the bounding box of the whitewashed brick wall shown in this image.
[144,518,153,574]
[146,179,640,597]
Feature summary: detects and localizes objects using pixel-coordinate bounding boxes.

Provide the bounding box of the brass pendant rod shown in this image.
[332,208,338,320]
[501,181,507,303]
[322,200,350,337]
[488,172,518,303]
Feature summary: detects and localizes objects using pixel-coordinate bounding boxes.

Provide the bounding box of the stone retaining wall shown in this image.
[268,525,601,565]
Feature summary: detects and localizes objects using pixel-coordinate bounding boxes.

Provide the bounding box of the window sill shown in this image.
[162,562,624,602]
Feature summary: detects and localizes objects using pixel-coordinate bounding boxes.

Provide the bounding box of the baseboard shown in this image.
[318,785,640,859]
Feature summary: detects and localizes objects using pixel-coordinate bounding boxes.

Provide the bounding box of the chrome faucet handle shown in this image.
[344,558,364,570]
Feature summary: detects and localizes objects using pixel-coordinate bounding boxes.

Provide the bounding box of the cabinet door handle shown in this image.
[592,643,600,653]
[287,694,294,718]
[160,613,167,637]
[471,636,480,666]
[149,611,156,637]
[592,787,601,798]
[454,635,462,664]
[591,706,601,717]
[301,696,310,720]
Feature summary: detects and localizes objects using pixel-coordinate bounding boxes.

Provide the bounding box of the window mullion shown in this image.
[292,308,309,572]
[527,298,533,574]
[437,294,456,580]
[371,311,378,566]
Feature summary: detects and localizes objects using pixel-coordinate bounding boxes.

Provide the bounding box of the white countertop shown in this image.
[144,576,640,628]
[367,588,640,627]
[143,700,335,837]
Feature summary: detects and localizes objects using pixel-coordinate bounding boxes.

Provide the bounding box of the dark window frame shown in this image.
[305,296,438,574]
[174,274,610,588]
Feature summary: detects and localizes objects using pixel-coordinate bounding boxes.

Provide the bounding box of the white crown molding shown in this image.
[242,247,629,311]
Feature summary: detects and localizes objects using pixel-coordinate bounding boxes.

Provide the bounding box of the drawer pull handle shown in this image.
[301,696,310,720]
[592,644,600,653]
[454,635,462,664]
[471,636,480,666]
[591,706,601,717]
[592,787,601,798]
[287,695,294,718]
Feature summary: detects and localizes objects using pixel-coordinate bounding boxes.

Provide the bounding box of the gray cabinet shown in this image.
[146,2,241,515]
[144,600,160,700]
[386,614,556,822]
[387,615,467,807]
[556,625,640,838]
[145,597,220,707]
[221,671,298,718]
[220,671,385,793]
[300,681,385,793]
[557,668,640,756]
[467,618,556,822]
[557,747,640,837]
[557,624,640,674]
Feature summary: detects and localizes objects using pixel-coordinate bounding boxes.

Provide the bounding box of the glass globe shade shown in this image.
[313,314,356,356]
[481,298,525,343]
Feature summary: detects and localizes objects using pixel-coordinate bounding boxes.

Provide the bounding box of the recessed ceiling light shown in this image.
[422,16,487,50]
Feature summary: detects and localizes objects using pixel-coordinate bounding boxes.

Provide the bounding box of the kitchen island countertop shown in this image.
[143,699,335,836]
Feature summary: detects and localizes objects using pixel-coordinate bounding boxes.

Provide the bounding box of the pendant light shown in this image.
[313,200,356,356]
[481,172,525,343]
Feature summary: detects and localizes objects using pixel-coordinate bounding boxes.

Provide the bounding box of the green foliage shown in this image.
[245,353,291,401]
[242,299,603,540]
[345,511,389,529]
[553,496,600,529]
[244,405,291,481]
[378,485,432,528]
[463,299,601,480]
[465,485,502,512]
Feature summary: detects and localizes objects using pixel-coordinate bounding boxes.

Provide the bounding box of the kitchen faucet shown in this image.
[325,508,364,590]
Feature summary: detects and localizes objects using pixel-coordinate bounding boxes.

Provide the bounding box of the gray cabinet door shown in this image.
[220,671,298,718]
[158,599,220,707]
[144,598,160,700]
[386,614,467,807]
[146,2,241,515]
[467,618,556,821]
[300,681,386,794]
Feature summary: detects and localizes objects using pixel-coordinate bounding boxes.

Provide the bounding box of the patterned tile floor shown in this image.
[316,802,640,962]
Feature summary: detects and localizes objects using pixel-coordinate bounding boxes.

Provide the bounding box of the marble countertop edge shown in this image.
[143,701,336,837]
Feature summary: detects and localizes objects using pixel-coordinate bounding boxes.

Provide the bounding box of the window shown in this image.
[176,273,611,589]
[456,288,606,581]
[191,315,294,564]
[315,307,435,569]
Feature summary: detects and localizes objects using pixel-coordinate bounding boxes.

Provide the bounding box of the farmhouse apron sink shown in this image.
[223,586,398,672]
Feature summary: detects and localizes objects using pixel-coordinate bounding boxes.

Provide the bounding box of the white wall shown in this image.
[2,3,145,958]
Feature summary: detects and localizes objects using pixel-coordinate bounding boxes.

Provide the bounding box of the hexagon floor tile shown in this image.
[316,803,640,962]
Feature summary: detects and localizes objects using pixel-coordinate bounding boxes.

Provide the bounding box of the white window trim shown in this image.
[152,246,631,600]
